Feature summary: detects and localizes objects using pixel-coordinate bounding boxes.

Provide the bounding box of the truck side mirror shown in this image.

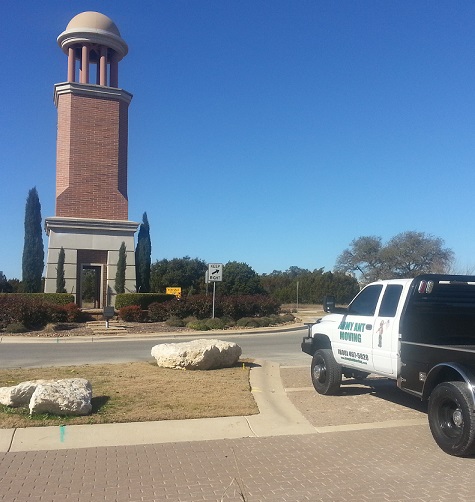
[323,295,336,313]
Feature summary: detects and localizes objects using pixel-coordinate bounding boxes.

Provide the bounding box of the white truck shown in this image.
[301,274,475,456]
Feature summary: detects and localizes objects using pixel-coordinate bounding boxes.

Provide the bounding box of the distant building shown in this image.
[44,11,138,307]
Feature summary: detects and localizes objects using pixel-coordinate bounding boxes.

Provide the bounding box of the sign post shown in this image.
[207,263,223,318]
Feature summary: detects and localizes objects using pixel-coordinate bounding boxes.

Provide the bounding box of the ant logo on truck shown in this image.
[376,319,390,347]
[338,321,365,343]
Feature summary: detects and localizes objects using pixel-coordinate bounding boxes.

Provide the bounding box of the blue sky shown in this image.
[1,1,475,280]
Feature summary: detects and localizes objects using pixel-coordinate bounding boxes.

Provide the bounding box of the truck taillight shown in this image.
[418,280,434,294]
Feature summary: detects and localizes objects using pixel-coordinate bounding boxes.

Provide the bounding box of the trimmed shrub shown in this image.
[220,316,236,328]
[280,313,295,323]
[115,293,174,310]
[186,320,210,331]
[5,322,28,333]
[0,293,74,305]
[165,317,186,327]
[219,295,280,320]
[236,317,261,328]
[119,305,148,322]
[204,318,226,330]
[257,317,272,327]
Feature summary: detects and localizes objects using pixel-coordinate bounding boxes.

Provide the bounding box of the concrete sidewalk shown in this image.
[0,360,316,452]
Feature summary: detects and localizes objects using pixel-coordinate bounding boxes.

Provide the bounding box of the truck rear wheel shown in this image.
[428,381,475,457]
[311,349,341,395]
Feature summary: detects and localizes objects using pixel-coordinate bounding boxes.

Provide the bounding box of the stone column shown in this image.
[100,46,108,86]
[67,47,75,82]
[80,44,89,84]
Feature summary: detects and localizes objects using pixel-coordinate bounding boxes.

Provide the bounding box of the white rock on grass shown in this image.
[0,380,51,407]
[151,338,242,370]
[29,378,92,416]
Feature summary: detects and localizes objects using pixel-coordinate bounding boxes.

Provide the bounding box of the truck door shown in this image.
[372,284,403,375]
[338,284,383,372]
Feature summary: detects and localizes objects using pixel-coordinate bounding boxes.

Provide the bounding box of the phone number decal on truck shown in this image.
[337,348,369,365]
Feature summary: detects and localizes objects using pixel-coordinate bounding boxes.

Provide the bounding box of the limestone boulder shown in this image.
[0,380,51,407]
[151,339,242,370]
[29,378,92,416]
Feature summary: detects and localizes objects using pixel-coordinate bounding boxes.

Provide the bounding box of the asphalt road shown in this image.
[0,327,310,368]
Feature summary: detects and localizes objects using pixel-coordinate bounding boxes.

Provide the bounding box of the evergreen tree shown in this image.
[115,242,127,294]
[56,247,66,293]
[135,212,151,292]
[22,187,44,293]
[221,261,265,296]
[0,271,13,293]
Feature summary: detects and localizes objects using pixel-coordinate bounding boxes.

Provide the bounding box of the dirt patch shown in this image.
[0,322,188,338]
[281,366,427,427]
[0,361,258,428]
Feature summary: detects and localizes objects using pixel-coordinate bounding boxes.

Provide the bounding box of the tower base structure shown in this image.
[44,217,138,307]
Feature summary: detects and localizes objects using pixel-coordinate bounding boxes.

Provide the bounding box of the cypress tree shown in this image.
[56,247,66,293]
[135,212,151,292]
[115,242,127,294]
[22,187,44,292]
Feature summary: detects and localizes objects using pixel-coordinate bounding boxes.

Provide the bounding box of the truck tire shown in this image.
[311,349,341,395]
[428,381,475,457]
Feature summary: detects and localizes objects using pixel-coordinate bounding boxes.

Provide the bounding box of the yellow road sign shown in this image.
[166,287,182,298]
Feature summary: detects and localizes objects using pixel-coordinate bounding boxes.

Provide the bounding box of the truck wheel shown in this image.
[311,349,341,395]
[428,381,475,457]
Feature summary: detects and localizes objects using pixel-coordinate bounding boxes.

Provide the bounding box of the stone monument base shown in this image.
[44,217,138,307]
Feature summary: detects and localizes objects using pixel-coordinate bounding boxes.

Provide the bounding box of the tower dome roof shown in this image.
[58,11,128,59]
[66,11,121,37]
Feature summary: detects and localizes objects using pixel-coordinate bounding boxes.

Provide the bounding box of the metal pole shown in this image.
[296,280,299,312]
[212,282,216,318]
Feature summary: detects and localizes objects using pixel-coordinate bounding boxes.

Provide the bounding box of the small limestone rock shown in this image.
[151,338,242,370]
[0,380,51,407]
[29,378,92,416]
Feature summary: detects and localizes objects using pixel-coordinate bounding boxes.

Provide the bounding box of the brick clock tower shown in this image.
[44,12,138,307]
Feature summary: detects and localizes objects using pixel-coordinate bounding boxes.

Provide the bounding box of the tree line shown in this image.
[3,188,457,304]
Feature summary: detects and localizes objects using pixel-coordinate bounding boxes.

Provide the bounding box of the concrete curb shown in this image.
[0,324,306,344]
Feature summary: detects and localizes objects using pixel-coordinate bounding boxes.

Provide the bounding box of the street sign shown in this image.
[166,287,182,298]
[208,263,223,282]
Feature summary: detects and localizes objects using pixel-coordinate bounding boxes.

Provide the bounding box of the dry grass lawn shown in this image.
[0,362,258,428]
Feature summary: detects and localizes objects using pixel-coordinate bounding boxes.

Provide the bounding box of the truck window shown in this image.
[378,285,403,317]
[348,284,383,316]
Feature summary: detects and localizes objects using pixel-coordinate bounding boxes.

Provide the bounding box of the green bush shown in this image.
[165,317,186,327]
[119,305,148,322]
[204,318,226,330]
[148,302,169,322]
[186,320,210,331]
[5,322,28,333]
[236,317,261,328]
[280,313,295,323]
[115,293,174,310]
[220,295,280,320]
[257,317,272,327]
[220,316,236,327]
[147,294,280,323]
[0,293,75,305]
